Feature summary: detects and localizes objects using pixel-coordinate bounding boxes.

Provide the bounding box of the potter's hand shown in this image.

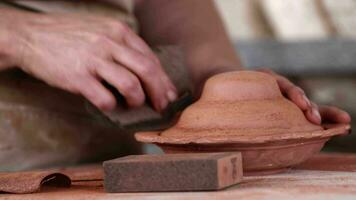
[259,69,351,125]
[1,9,177,112]
[318,105,351,124]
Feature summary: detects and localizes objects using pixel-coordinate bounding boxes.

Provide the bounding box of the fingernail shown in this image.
[312,108,321,122]
[342,112,352,123]
[302,95,311,107]
[167,90,177,102]
[162,77,177,90]
[160,98,168,111]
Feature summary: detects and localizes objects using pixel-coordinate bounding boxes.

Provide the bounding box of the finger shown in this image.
[107,30,177,98]
[319,105,351,124]
[95,61,146,108]
[305,102,322,125]
[77,77,116,111]
[122,41,178,103]
[111,44,175,111]
[259,69,311,110]
[126,37,179,102]
[269,74,311,110]
[286,86,312,111]
[275,75,297,95]
[122,28,160,64]
[107,22,161,65]
[122,38,178,100]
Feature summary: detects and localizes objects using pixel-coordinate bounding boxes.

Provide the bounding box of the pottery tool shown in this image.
[103,152,243,192]
[136,71,351,175]
[86,46,193,132]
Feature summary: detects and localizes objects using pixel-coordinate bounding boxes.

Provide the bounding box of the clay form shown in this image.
[135,71,350,175]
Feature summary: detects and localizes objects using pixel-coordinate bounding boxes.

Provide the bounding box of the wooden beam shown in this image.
[321,0,356,38]
[260,0,330,40]
[214,0,273,40]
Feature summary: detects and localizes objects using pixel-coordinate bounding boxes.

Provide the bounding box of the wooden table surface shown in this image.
[3,152,356,200]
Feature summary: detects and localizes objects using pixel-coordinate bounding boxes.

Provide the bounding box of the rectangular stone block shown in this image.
[103,152,242,192]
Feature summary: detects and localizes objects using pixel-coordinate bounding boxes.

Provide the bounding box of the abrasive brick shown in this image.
[103,152,243,192]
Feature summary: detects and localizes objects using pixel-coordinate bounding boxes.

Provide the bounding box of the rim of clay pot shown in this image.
[135,123,350,145]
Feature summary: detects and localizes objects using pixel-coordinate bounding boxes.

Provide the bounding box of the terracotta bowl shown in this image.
[135,71,350,175]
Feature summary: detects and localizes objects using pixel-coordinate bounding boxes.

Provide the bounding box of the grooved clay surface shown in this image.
[103,152,242,192]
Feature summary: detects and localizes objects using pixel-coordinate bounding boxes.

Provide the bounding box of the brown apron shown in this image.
[2,0,138,30]
[0,0,141,171]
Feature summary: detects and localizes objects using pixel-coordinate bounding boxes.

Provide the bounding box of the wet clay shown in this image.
[135,71,350,175]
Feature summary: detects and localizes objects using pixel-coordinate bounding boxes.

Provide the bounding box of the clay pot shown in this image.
[135,71,350,175]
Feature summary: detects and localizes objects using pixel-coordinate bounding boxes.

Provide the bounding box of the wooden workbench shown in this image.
[3,153,356,200]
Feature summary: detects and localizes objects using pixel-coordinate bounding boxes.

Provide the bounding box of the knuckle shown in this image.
[95,96,115,110]
[78,83,115,110]
[150,56,161,66]
[284,85,294,94]
[288,86,298,94]
[91,34,111,47]
[153,57,161,65]
[135,94,145,105]
[124,78,145,106]
[121,78,140,95]
[120,78,145,106]
[294,86,305,94]
[129,92,145,107]
[117,23,130,33]
[139,59,157,76]
[108,20,129,34]
[90,33,103,43]
[141,66,154,77]
[90,37,113,57]
[311,102,318,108]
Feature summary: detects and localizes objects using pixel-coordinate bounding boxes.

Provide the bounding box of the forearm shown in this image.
[134,0,243,94]
[0,8,26,70]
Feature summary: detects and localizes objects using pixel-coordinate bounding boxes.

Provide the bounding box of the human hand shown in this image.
[6,11,177,112]
[259,69,351,125]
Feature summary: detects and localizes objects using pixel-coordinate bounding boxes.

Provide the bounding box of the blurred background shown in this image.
[215,0,356,152]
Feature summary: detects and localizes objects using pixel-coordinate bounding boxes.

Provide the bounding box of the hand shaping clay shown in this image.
[135,71,351,175]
